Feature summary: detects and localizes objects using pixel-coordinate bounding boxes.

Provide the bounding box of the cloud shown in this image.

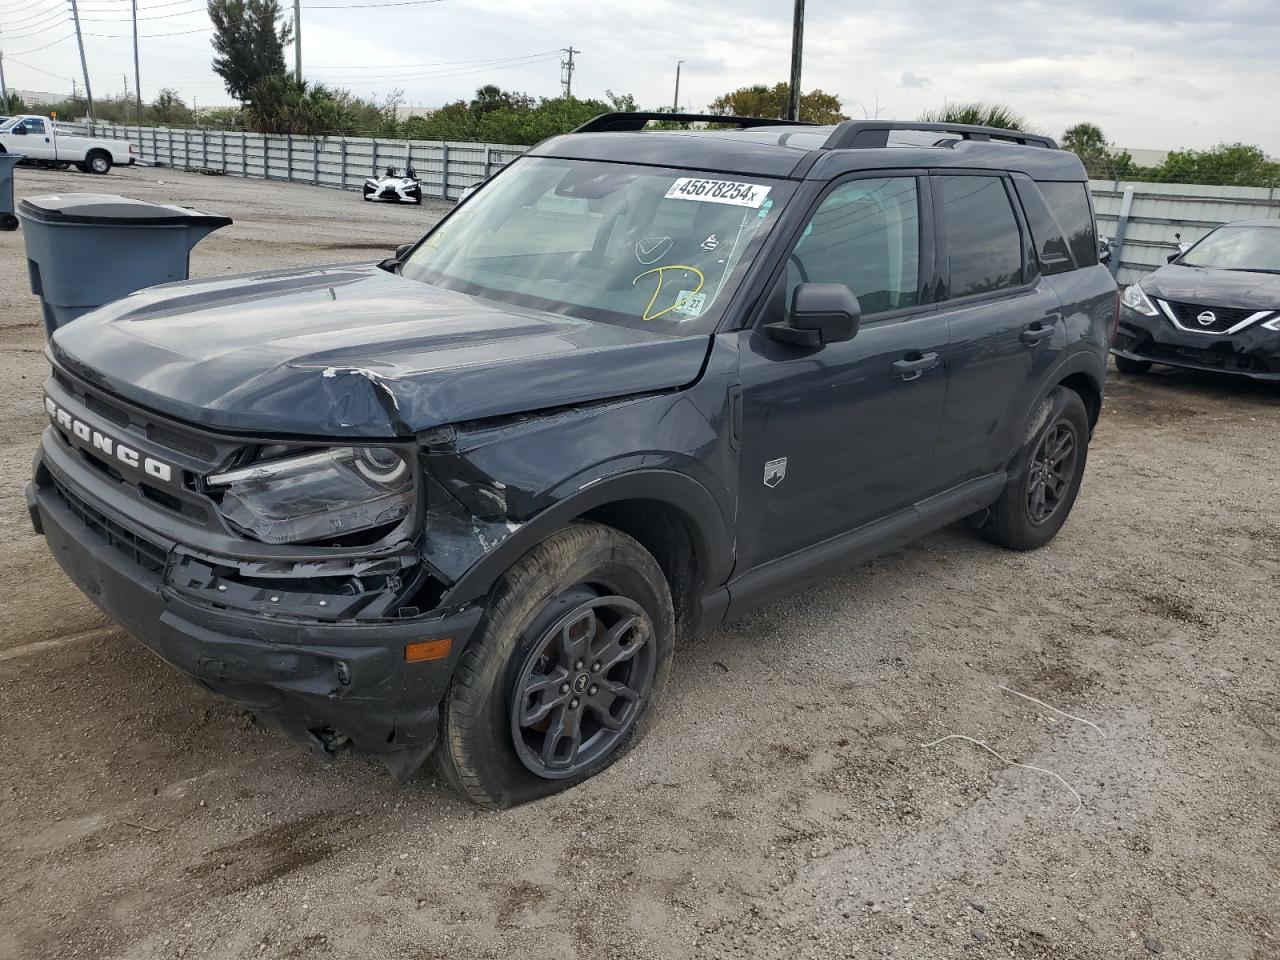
[10,0,1279,152]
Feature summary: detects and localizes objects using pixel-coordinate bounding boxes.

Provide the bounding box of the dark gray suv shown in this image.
[27,114,1117,805]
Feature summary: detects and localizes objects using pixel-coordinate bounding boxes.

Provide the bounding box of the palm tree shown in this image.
[919,101,1033,133]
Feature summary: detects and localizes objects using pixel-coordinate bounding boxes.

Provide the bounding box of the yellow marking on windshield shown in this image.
[632,265,705,321]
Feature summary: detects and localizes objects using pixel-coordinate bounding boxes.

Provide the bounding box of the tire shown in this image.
[1114,355,1152,375]
[1,213,17,231]
[86,151,111,175]
[411,189,422,205]
[978,386,1090,552]
[436,522,675,808]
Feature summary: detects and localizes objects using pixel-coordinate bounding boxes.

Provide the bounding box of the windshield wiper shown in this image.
[1217,267,1280,275]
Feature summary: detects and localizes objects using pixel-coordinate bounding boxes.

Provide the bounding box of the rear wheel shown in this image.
[1114,355,1152,375]
[1,213,17,231]
[978,386,1090,551]
[437,522,674,808]
[86,151,112,174]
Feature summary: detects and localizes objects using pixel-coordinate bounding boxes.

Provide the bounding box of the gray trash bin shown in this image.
[18,193,231,337]
[0,153,22,231]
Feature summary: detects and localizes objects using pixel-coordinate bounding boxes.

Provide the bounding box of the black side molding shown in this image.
[724,473,1007,620]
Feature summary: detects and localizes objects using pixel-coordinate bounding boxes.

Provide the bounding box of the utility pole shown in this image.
[131,0,143,125]
[672,59,685,112]
[560,46,578,98]
[787,0,804,121]
[68,0,96,124]
[0,51,8,110]
[293,0,302,82]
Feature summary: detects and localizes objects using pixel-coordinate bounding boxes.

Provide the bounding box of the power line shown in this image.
[4,31,75,56]
[0,5,71,28]
[4,54,73,83]
[307,50,562,72]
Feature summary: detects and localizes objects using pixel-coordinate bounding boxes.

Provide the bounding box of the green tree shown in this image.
[1061,122,1135,179]
[1151,143,1280,187]
[2,91,22,115]
[209,0,293,102]
[919,101,1033,133]
[707,82,848,123]
[244,75,344,134]
[152,88,193,125]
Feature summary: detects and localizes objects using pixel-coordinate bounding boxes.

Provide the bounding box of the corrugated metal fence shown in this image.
[60,121,526,201]
[57,124,1280,286]
[1090,179,1280,286]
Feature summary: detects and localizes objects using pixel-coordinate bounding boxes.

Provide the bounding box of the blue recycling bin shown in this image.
[0,153,22,231]
[18,193,231,337]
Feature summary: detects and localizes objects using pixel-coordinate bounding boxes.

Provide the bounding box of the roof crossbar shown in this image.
[572,112,816,133]
[822,121,1058,150]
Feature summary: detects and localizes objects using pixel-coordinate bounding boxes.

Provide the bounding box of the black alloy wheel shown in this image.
[1025,420,1078,525]
[510,593,656,779]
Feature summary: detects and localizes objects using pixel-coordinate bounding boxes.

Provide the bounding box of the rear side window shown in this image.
[785,176,921,316]
[1038,181,1097,269]
[1012,180,1073,274]
[937,175,1024,298]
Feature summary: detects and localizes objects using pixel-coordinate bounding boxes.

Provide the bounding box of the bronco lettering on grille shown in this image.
[44,395,174,483]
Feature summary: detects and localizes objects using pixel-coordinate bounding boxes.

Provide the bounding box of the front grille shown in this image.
[51,475,168,573]
[147,423,218,461]
[83,391,132,427]
[1161,300,1261,334]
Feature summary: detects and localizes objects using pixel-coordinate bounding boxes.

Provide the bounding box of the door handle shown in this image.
[892,352,940,381]
[1020,322,1055,345]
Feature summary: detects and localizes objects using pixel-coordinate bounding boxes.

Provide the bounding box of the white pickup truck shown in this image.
[0,115,135,174]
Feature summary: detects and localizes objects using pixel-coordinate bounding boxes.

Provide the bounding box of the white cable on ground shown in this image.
[921,734,1084,815]
[997,685,1106,738]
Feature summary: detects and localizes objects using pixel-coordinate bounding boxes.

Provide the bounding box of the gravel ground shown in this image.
[1,163,1277,960]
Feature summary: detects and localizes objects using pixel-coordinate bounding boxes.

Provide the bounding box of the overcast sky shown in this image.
[3,0,1277,152]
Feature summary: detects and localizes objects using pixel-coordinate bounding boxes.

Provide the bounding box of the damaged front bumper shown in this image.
[1113,306,1280,381]
[27,439,483,780]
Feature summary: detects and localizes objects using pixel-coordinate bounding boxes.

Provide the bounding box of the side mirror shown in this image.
[764,283,861,348]
[11,126,26,136]
[1097,237,1112,266]
[378,242,415,273]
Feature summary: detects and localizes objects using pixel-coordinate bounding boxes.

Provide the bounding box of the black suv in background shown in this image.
[28,114,1117,806]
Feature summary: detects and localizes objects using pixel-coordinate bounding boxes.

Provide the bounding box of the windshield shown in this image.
[401,157,795,335]
[1180,224,1280,274]
[0,117,16,131]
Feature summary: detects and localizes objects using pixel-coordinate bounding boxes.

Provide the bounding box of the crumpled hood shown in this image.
[49,262,711,438]
[1143,263,1280,310]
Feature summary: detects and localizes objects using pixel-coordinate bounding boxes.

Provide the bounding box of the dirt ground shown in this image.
[1,164,1277,960]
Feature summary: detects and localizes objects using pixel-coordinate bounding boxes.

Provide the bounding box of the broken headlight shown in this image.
[208,447,414,544]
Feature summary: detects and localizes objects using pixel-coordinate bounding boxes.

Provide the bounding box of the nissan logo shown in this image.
[1196,310,1217,326]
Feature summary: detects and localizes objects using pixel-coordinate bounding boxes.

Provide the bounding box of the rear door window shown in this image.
[1038,181,1098,269]
[1013,179,1073,274]
[936,175,1024,298]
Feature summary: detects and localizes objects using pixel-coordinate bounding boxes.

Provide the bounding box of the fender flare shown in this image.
[441,469,733,606]
[1012,348,1106,465]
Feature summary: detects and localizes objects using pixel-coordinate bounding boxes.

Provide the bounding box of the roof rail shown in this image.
[822,121,1058,151]
[572,111,816,133]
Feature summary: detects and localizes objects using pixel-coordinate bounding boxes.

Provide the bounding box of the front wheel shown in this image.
[1114,355,1152,375]
[977,386,1090,551]
[437,522,675,807]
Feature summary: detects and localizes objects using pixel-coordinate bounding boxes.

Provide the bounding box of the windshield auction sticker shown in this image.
[664,178,772,208]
